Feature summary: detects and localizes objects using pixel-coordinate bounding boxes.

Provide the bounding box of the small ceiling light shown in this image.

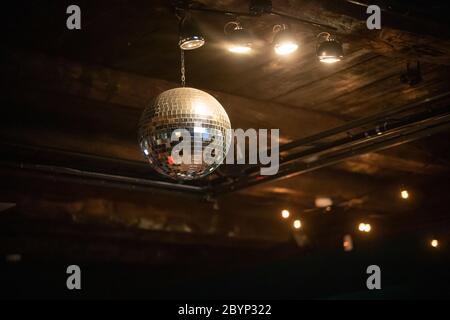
[316,32,343,64]
[225,21,253,54]
[431,239,439,248]
[315,196,333,208]
[281,209,290,219]
[273,24,298,56]
[179,13,205,50]
[358,222,371,233]
[401,189,409,199]
[343,234,353,252]
[293,219,302,229]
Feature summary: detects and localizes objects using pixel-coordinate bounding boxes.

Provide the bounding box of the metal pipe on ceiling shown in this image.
[246,101,450,175]
[277,91,450,153]
[0,161,206,194]
[211,103,450,195]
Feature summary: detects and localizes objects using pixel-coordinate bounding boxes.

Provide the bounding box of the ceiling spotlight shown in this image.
[401,189,409,199]
[358,222,371,233]
[281,209,290,219]
[225,21,253,54]
[431,239,439,248]
[316,32,343,64]
[293,219,302,229]
[273,25,298,56]
[179,14,205,50]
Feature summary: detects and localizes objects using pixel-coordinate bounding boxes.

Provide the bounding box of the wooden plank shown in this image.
[274,55,405,107]
[234,42,376,101]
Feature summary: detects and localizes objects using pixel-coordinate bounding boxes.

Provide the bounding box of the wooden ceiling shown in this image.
[1,0,450,249]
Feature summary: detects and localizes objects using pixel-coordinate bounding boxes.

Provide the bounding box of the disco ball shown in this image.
[138,87,231,180]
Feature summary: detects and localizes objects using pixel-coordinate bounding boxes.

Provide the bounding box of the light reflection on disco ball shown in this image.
[138,87,231,180]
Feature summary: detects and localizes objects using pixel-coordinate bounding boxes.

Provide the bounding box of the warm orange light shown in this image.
[281,209,290,219]
[401,190,409,199]
[293,219,302,229]
[343,234,353,252]
[431,239,439,248]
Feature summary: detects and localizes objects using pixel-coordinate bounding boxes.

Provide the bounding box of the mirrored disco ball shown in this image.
[138,87,231,180]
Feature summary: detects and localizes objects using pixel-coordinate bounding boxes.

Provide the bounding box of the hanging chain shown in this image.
[180,48,186,87]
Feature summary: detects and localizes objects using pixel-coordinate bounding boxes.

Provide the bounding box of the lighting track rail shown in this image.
[178,1,338,31]
[175,1,343,59]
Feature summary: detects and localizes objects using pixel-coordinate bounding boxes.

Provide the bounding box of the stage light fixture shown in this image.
[273,25,298,56]
[316,32,343,64]
[281,209,290,219]
[431,239,439,248]
[179,14,205,50]
[225,21,253,54]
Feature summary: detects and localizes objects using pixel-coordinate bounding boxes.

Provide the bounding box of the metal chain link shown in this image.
[180,49,186,87]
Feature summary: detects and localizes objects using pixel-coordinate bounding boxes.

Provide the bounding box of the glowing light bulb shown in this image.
[228,45,252,54]
[293,219,302,229]
[431,239,439,248]
[226,23,253,54]
[319,57,341,64]
[401,190,409,199]
[281,209,290,219]
[358,223,371,232]
[275,42,298,55]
